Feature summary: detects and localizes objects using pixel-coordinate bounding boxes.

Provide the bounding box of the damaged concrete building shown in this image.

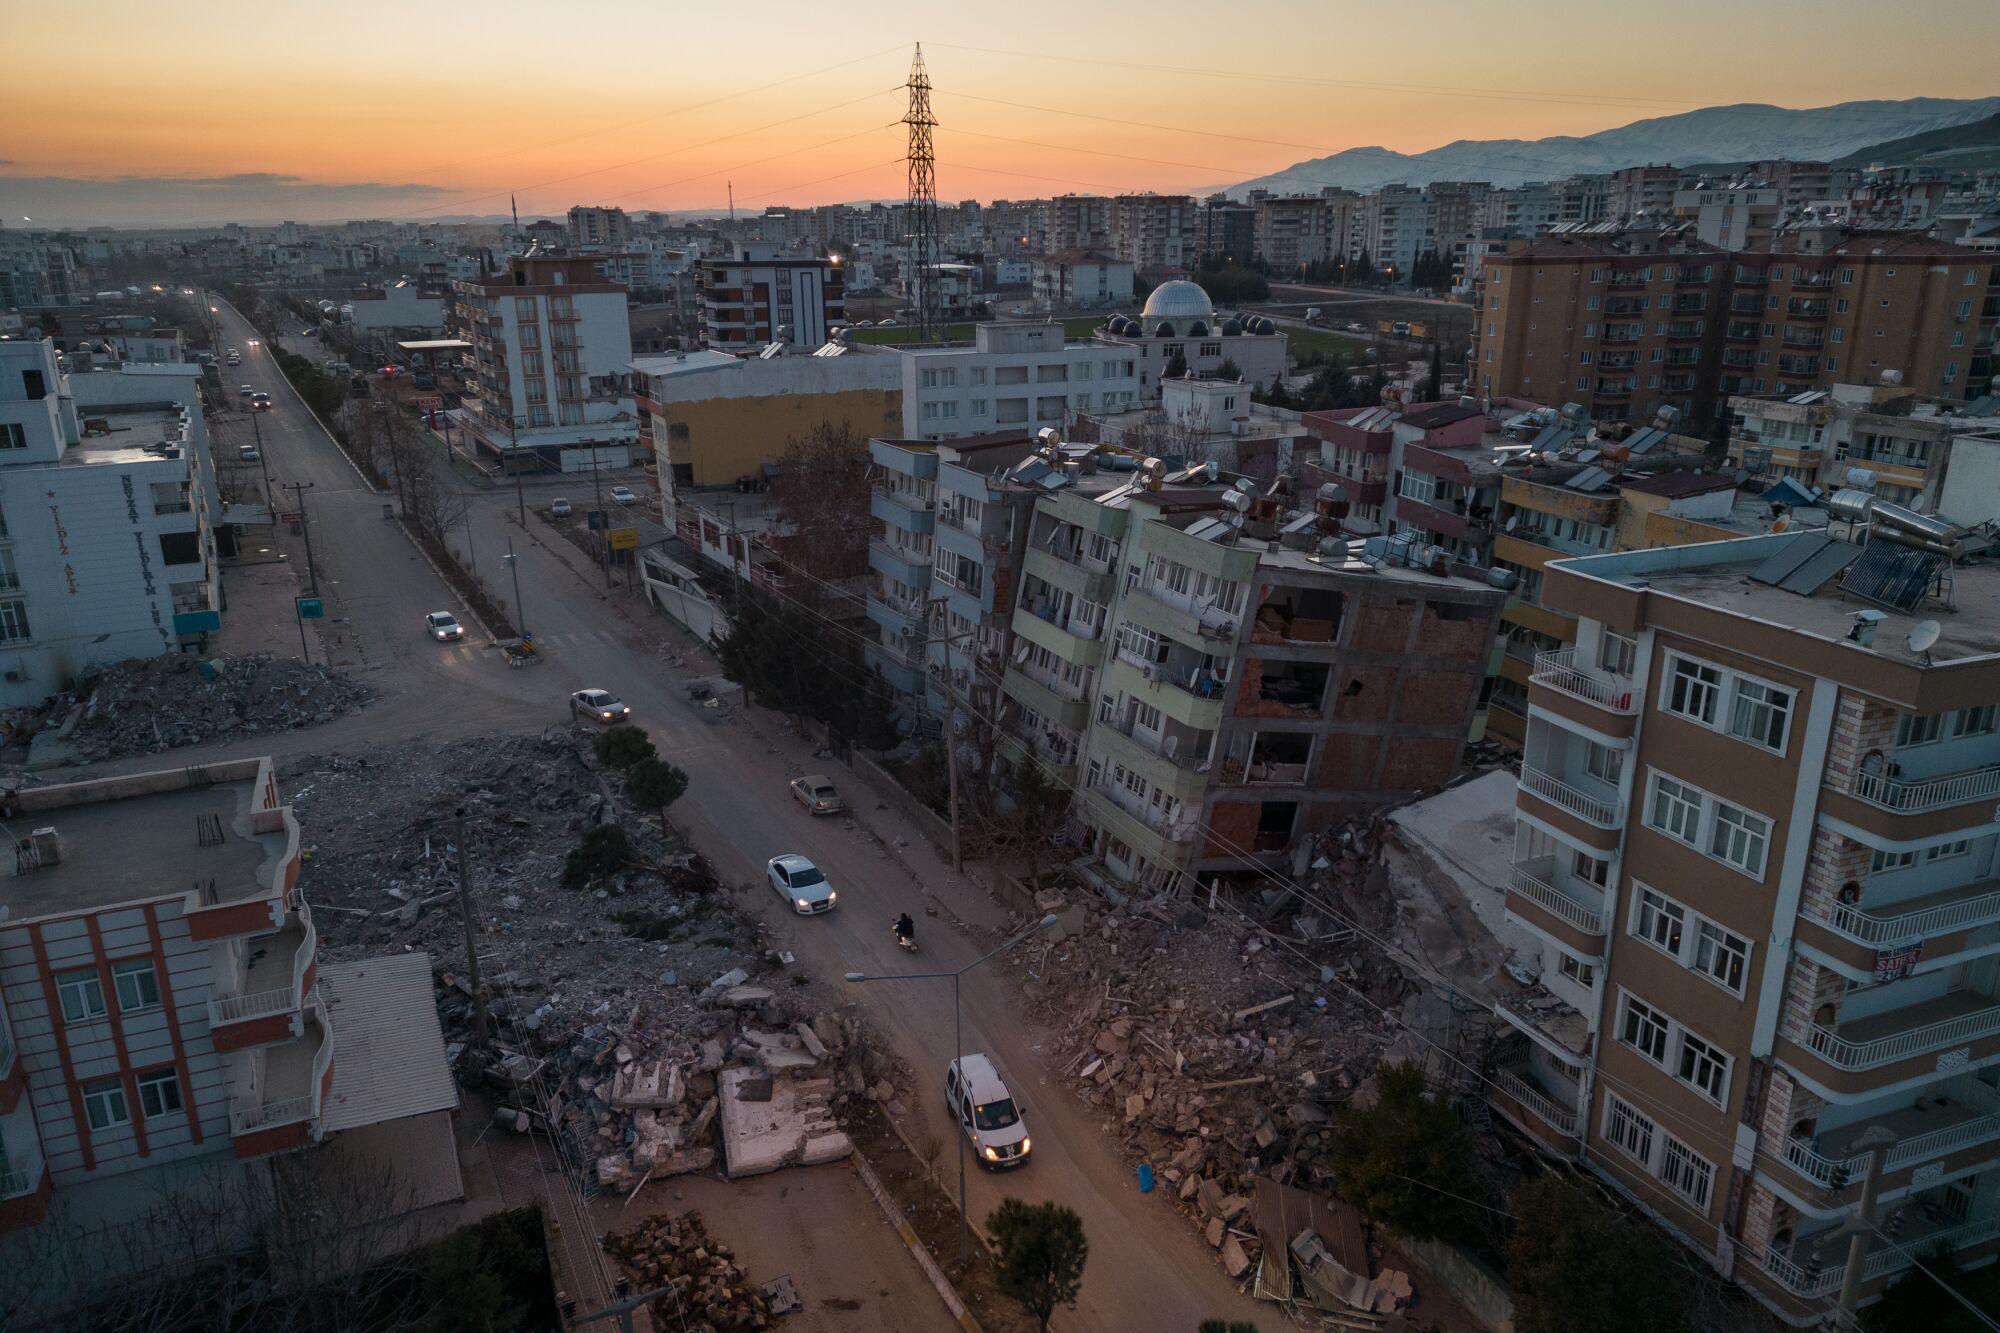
[1491,521,2000,1322]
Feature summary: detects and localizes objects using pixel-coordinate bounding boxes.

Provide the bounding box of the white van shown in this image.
[945,1054,1031,1169]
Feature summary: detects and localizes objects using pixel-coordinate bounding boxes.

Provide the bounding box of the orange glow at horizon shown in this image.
[3,0,1997,225]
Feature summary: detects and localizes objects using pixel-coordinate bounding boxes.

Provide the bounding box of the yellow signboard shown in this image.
[608,527,639,550]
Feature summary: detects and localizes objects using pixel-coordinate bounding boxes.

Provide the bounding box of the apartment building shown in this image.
[0,760,457,1244]
[1673,184,1784,250]
[1198,197,1255,265]
[696,244,844,349]
[1253,193,1357,272]
[1424,182,1491,285]
[996,456,1504,892]
[632,346,901,496]
[1492,522,2000,1323]
[899,322,1142,441]
[1359,184,1431,281]
[568,205,632,250]
[1108,194,1196,271]
[452,255,638,469]
[0,343,223,708]
[1470,224,2000,428]
[1609,165,1687,221]
[1031,251,1136,313]
[1039,196,1111,255]
[1304,400,1502,563]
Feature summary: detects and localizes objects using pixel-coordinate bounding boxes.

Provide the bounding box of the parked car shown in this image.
[237,444,260,462]
[609,485,639,506]
[569,688,631,723]
[766,854,836,914]
[946,1054,1031,1169]
[424,611,464,641]
[550,498,573,518]
[788,775,843,815]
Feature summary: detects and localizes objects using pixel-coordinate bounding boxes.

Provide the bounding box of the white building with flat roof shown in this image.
[0,344,222,706]
[899,322,1141,441]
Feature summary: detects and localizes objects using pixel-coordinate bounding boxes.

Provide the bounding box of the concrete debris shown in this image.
[289,731,896,1198]
[604,1209,778,1330]
[717,1068,851,1176]
[43,652,372,761]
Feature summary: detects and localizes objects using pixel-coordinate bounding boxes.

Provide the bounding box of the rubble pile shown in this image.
[603,1209,773,1331]
[1011,885,1398,1281]
[292,732,891,1189]
[48,653,372,759]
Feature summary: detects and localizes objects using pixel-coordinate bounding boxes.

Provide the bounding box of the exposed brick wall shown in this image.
[1757,1068,1823,1144]
[1380,737,1463,792]
[1822,688,1896,790]
[1232,660,1326,720]
[1396,669,1480,726]
[1348,597,1418,653]
[1740,1183,1781,1258]
[1800,826,1871,924]
[1315,732,1383,789]
[1204,799,1261,860]
[1779,957,1847,1042]
[1330,665,1397,722]
[1415,603,1497,659]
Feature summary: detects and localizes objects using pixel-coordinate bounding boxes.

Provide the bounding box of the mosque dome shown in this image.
[1140,280,1215,327]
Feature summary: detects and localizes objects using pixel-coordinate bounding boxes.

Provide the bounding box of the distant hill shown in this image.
[1231,96,2000,196]
[1834,111,2000,172]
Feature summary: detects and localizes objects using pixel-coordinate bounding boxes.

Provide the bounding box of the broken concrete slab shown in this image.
[1220,1236,1251,1278]
[716,985,775,1010]
[705,967,749,993]
[795,1020,827,1061]
[716,1066,852,1177]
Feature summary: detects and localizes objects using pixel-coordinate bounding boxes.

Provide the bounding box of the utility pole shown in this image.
[281,481,319,594]
[1835,1129,1897,1326]
[571,1284,672,1333]
[249,409,274,511]
[515,469,527,528]
[503,538,527,639]
[904,45,941,342]
[453,806,490,1052]
[924,596,976,872]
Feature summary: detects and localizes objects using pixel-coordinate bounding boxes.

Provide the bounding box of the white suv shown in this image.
[946,1054,1031,1169]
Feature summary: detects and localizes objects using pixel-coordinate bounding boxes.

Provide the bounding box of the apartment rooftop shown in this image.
[0,773,287,923]
[59,404,194,467]
[1552,531,2000,665]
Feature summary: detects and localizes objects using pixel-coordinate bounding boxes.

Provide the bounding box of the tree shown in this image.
[1863,1244,2000,1333]
[1506,1175,1686,1333]
[1214,357,1243,383]
[769,420,874,611]
[987,1199,1088,1333]
[1254,374,1294,410]
[1327,1061,1478,1243]
[1424,345,1442,403]
[1705,405,1733,463]
[593,724,656,770]
[562,825,635,889]
[625,757,688,839]
[1351,249,1375,284]
[1164,348,1189,381]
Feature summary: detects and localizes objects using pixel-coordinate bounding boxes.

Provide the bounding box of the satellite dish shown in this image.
[1908,620,1942,657]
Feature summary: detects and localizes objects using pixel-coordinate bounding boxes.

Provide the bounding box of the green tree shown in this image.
[1215,357,1243,383]
[593,724,656,770]
[1255,374,1294,410]
[1424,345,1443,403]
[1863,1245,2000,1333]
[997,756,1072,889]
[562,825,635,890]
[1705,405,1733,463]
[1506,1175,1685,1333]
[1164,348,1189,381]
[1328,1061,1477,1243]
[1351,249,1375,284]
[625,757,689,839]
[988,1199,1088,1333]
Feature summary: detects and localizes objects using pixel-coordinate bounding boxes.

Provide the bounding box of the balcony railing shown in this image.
[1492,1068,1579,1137]
[1763,1215,2000,1296]
[1530,648,1638,713]
[1519,766,1622,828]
[1806,1000,2000,1070]
[1851,763,2000,813]
[1087,781,1198,843]
[1508,859,1605,934]
[210,986,297,1025]
[1814,886,2000,945]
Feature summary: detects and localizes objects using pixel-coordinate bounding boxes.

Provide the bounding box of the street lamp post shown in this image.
[846,912,1058,1262]
[502,538,526,639]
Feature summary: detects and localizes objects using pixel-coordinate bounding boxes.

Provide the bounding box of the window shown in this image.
[137,1068,183,1120]
[1709,801,1770,876]
[1664,655,1722,725]
[971,399,988,417]
[1661,1135,1714,1209]
[0,423,26,450]
[1598,631,1636,677]
[1604,1094,1655,1163]
[84,1079,130,1132]
[1729,678,1792,750]
[1648,776,1702,844]
[1871,847,1917,873]
[1897,713,1943,746]
[969,367,986,386]
[1584,741,1623,785]
[1676,1030,1731,1103]
[57,968,107,1023]
[1620,994,1671,1063]
[1559,953,1596,987]
[1398,470,1438,506]
[1926,839,1970,862]
[0,598,32,644]
[113,959,161,1012]
[1572,848,1610,889]
[1953,704,1997,737]
[1693,921,1749,994]
[1633,887,1685,956]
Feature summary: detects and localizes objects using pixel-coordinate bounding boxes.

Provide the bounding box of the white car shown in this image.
[424,611,464,641]
[766,854,836,914]
[570,688,631,723]
[609,485,639,506]
[550,498,573,518]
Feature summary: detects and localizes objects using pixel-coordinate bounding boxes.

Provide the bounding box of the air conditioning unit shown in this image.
[30,827,61,866]
[1142,664,1163,683]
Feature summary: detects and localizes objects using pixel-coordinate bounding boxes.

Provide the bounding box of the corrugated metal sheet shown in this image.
[313,1110,464,1211]
[317,953,458,1133]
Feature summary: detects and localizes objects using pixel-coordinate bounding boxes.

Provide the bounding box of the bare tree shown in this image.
[767,421,873,611]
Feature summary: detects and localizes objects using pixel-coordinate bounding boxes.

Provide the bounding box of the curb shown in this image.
[394,515,506,642]
[850,1149,983,1333]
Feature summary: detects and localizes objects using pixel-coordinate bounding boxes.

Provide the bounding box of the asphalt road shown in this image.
[191,301,1272,1332]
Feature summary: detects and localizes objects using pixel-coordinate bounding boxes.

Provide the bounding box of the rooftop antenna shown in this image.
[1908,619,1941,665]
[905,42,941,342]
[727,181,734,223]
[510,194,518,238]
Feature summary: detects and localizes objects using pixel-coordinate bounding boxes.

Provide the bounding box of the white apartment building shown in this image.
[900,323,1141,441]
[345,282,446,342]
[453,255,638,470]
[568,205,631,250]
[1032,252,1136,312]
[1360,184,1429,279]
[1109,194,1196,270]
[0,343,222,708]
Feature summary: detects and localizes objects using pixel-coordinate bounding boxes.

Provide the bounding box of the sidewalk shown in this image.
[214,553,333,663]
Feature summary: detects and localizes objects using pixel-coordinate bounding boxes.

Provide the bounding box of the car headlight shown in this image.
[795,898,811,909]
[828,891,837,902]
[1020,1137,1031,1153]
[983,1147,999,1161]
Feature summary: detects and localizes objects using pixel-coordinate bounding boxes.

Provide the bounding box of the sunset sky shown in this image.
[5,0,1997,226]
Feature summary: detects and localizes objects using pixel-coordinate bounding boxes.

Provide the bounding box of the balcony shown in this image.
[208,908,316,1051]
[1488,1052,1582,1157]
[867,540,932,588]
[1758,1213,2000,1299]
[1848,763,2000,815]
[1023,547,1115,608]
[1518,765,1622,829]
[1529,648,1637,734]
[1809,880,2000,949]
[936,506,1007,552]
[1001,666,1091,734]
[1592,379,1634,401]
[871,490,935,536]
[866,593,926,642]
[1786,300,1829,321]
[1506,855,1606,943]
[1015,597,1107,667]
[1665,322,1704,342]
[1727,321,1761,342]
[1780,1079,2000,1196]
[0,1138,43,1201]
[1803,990,2000,1072]
[1085,779,1198,846]
[230,1004,333,1155]
[1607,274,1649,291]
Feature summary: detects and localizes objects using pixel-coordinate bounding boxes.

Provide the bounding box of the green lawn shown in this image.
[1283,326,1364,362]
[847,315,1107,346]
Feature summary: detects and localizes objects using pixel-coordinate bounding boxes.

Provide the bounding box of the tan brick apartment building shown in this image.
[1470,224,2000,428]
[1492,524,2000,1323]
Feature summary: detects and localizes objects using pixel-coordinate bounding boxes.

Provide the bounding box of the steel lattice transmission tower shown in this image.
[904,43,941,343]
